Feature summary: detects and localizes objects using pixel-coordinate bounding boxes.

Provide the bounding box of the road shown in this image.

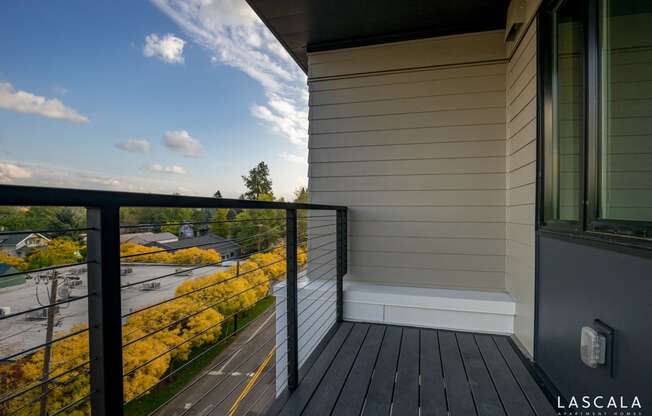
[154,304,278,416]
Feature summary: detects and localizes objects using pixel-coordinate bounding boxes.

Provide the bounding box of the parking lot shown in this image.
[0,263,231,359]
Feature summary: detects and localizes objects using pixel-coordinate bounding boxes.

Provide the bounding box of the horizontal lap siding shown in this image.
[506,22,537,355]
[308,30,507,291]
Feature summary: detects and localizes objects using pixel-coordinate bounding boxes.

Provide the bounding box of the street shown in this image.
[154,304,277,416]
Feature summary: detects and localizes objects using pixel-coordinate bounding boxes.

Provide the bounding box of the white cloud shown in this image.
[162,130,202,157]
[115,138,151,153]
[143,33,186,63]
[145,163,187,174]
[0,82,88,123]
[0,159,201,194]
[0,162,32,182]
[150,0,309,147]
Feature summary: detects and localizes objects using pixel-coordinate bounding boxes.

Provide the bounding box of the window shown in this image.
[545,0,585,224]
[598,0,652,224]
[541,0,652,241]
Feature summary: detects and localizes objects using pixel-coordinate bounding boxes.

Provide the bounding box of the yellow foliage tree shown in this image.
[119,243,220,265]
[171,247,220,265]
[0,325,91,416]
[25,238,83,269]
[248,251,285,280]
[0,250,26,270]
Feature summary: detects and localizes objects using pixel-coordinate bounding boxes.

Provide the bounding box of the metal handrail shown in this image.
[0,184,347,415]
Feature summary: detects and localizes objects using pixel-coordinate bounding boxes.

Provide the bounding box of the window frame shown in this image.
[539,0,652,247]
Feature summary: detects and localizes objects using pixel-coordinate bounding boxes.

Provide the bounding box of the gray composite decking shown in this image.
[269,322,557,416]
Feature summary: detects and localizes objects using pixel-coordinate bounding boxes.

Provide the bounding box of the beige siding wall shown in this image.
[308,31,508,291]
[506,21,537,355]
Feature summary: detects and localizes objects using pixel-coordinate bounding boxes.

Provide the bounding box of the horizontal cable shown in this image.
[302,255,337,276]
[277,307,337,358]
[298,289,337,333]
[120,239,288,290]
[206,353,277,416]
[0,227,95,236]
[277,290,337,350]
[304,248,336,265]
[122,256,284,320]
[276,271,336,337]
[126,307,277,409]
[5,371,90,416]
[298,308,337,355]
[237,369,276,416]
[297,214,336,218]
[49,392,92,416]
[0,261,93,280]
[0,359,92,405]
[179,329,278,416]
[0,326,89,362]
[122,294,275,377]
[277,273,334,326]
[306,238,337,253]
[120,225,283,260]
[0,293,91,322]
[120,216,287,229]
[122,272,278,347]
[306,223,336,230]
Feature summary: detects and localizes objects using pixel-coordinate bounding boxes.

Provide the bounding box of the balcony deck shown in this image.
[269,322,556,416]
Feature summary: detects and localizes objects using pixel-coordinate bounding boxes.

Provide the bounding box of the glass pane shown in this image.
[550,0,584,221]
[599,0,652,221]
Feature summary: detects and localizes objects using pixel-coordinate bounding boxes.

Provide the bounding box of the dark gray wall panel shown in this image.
[537,234,652,405]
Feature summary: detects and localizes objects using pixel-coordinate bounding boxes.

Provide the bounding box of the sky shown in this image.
[0,0,309,199]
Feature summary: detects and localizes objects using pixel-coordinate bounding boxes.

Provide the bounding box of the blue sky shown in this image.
[0,0,309,199]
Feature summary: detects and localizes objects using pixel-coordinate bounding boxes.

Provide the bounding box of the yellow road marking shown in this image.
[228,346,275,416]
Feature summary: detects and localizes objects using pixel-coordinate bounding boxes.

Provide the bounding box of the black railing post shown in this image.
[286,208,299,391]
[336,209,347,322]
[87,205,124,415]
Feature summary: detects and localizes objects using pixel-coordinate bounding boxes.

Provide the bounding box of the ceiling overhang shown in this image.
[245,0,510,73]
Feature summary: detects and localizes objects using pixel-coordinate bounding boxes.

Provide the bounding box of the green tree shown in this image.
[209,209,230,238]
[294,187,308,242]
[232,194,283,253]
[240,162,272,200]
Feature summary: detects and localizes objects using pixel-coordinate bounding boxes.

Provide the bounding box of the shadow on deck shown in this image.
[266,322,557,416]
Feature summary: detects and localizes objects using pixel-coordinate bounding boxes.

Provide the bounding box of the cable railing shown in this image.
[0,184,346,416]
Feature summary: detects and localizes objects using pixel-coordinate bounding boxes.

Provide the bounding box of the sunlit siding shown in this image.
[307,31,508,291]
[506,21,537,355]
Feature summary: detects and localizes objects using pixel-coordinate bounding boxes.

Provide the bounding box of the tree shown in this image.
[26,238,83,269]
[0,250,26,270]
[294,187,308,242]
[240,162,272,200]
[294,187,308,203]
[231,194,283,253]
[213,190,223,198]
[209,209,230,238]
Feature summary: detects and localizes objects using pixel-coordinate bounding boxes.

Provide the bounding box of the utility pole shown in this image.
[40,270,59,416]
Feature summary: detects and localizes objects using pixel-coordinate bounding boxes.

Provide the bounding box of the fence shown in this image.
[0,185,346,415]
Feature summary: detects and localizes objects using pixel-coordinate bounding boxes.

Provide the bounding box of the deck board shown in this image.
[457,333,505,416]
[475,334,535,416]
[361,325,402,416]
[269,323,556,416]
[439,331,478,416]
[419,329,447,416]
[392,328,420,415]
[302,324,369,415]
[331,325,385,416]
